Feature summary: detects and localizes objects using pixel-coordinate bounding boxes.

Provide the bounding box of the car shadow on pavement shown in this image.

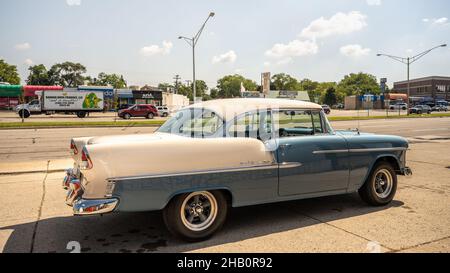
[0,193,403,253]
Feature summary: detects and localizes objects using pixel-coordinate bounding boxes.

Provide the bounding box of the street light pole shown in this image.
[179,12,215,103]
[377,44,447,115]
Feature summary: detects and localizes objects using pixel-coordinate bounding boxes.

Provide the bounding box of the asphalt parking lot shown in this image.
[0,117,449,253]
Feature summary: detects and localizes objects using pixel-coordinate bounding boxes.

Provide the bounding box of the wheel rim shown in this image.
[180,191,218,232]
[373,169,393,199]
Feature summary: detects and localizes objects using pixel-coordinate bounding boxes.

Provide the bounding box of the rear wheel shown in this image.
[18,110,30,118]
[146,112,154,119]
[162,112,168,117]
[163,190,228,241]
[77,111,87,118]
[359,163,397,206]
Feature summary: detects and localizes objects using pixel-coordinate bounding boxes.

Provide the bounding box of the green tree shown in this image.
[337,72,380,97]
[322,86,338,106]
[210,88,219,99]
[87,72,127,88]
[158,83,174,92]
[299,78,319,102]
[0,59,21,84]
[271,73,300,91]
[216,74,257,98]
[177,80,208,101]
[49,62,87,87]
[26,64,51,85]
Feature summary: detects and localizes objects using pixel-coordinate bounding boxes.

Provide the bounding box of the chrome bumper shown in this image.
[63,168,118,215]
[73,198,119,215]
[401,166,413,176]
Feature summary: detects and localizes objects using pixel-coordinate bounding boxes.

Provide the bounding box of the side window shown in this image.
[273,109,315,138]
[180,109,221,137]
[228,111,272,141]
[311,111,324,134]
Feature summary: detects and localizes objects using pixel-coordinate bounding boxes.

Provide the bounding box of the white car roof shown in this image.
[186,98,322,121]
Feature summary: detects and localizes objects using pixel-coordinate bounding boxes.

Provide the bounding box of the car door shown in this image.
[275,109,350,196]
[134,105,147,117]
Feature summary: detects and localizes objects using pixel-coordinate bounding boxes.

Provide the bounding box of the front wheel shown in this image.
[18,110,30,118]
[359,163,397,206]
[163,190,228,241]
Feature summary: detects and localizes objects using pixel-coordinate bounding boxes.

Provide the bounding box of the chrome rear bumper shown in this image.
[73,198,119,215]
[63,168,118,215]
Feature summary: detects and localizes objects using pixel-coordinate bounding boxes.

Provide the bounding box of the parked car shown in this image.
[117,104,158,119]
[335,103,344,109]
[389,103,407,110]
[156,105,170,117]
[65,98,411,241]
[321,104,331,114]
[409,105,432,114]
[431,105,448,112]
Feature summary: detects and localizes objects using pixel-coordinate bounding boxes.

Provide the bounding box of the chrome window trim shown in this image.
[108,161,302,182]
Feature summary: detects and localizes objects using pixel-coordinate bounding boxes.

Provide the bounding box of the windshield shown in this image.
[157,108,223,137]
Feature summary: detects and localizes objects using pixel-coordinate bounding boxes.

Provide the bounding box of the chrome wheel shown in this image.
[373,169,393,199]
[180,191,218,232]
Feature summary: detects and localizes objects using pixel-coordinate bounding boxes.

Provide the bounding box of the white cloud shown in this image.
[212,50,237,64]
[366,0,381,6]
[15,42,31,50]
[139,41,173,57]
[276,57,293,65]
[340,44,371,57]
[66,0,81,6]
[24,59,33,65]
[422,17,448,26]
[265,39,318,58]
[300,11,367,39]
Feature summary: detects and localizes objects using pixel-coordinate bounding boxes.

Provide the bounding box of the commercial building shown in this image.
[393,76,450,102]
[0,85,21,109]
[266,90,311,102]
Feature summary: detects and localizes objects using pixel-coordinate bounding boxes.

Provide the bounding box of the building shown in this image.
[0,84,21,109]
[162,93,189,112]
[344,95,385,110]
[393,76,450,102]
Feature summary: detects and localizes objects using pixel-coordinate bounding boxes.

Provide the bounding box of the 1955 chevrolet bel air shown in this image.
[64,98,412,241]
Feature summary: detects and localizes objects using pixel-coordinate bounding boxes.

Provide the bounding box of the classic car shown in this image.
[64,98,412,241]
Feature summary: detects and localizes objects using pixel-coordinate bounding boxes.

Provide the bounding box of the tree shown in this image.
[322,86,338,106]
[26,64,51,85]
[337,72,380,97]
[158,83,173,92]
[87,72,127,88]
[299,78,319,102]
[216,74,257,98]
[49,62,87,87]
[0,59,20,84]
[177,80,208,101]
[210,88,219,99]
[271,73,300,91]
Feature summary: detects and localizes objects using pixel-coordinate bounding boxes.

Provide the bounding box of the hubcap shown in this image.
[180,191,217,232]
[373,169,393,199]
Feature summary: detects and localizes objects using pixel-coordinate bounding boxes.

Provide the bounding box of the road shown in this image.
[0,117,449,252]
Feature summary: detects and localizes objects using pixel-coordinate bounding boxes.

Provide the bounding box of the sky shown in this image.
[1,0,449,89]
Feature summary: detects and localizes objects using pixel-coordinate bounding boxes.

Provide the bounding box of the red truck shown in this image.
[118,104,159,119]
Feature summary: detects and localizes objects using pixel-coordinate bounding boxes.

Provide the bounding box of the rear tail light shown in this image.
[70,139,78,155]
[80,147,93,170]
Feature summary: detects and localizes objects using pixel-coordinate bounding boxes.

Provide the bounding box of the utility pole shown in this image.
[178,12,215,103]
[173,75,181,94]
[377,44,446,115]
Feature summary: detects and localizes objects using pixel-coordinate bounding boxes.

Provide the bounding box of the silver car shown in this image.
[156,106,169,117]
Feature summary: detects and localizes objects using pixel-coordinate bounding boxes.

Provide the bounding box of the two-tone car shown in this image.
[64,98,412,241]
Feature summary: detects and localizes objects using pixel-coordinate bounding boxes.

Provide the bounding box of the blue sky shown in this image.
[1,0,449,88]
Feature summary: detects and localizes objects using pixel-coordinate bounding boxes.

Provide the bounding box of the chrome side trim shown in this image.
[313,147,407,154]
[108,164,280,181]
[349,147,407,153]
[313,149,348,154]
[279,162,303,169]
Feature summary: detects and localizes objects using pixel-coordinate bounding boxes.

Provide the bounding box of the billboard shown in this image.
[261,72,271,95]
